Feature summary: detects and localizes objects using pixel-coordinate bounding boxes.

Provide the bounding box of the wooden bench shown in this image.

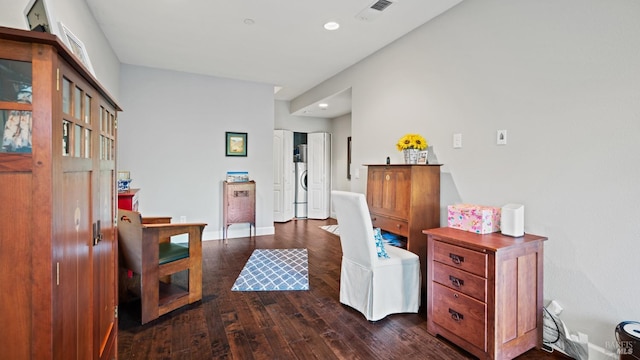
[118,209,206,324]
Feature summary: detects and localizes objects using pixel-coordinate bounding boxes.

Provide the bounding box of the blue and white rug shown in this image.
[231,248,309,291]
[320,224,340,236]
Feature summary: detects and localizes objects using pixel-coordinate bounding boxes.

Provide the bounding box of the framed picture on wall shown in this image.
[58,22,95,75]
[24,0,60,36]
[226,132,247,157]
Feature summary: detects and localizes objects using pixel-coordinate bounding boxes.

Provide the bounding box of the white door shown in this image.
[307,132,331,219]
[273,130,294,222]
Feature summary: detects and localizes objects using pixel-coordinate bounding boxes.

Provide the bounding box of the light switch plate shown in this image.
[497,130,507,145]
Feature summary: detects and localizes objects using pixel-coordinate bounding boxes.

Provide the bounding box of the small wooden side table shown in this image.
[118,188,140,210]
[223,181,256,240]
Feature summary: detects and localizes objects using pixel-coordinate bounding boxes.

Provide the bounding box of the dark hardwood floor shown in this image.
[118,218,564,359]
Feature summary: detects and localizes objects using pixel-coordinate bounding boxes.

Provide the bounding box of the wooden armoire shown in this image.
[365,164,441,291]
[0,27,120,359]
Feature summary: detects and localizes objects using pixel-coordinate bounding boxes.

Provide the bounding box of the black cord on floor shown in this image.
[543,306,561,345]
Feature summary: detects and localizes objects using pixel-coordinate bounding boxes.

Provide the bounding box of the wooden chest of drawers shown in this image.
[424,227,547,360]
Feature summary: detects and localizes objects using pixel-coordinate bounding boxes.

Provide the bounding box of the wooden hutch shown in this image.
[365,164,441,290]
[0,27,121,359]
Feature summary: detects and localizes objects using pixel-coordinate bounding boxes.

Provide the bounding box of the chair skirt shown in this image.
[339,245,420,321]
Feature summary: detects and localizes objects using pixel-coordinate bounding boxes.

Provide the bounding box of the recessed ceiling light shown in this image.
[319,103,329,109]
[323,21,340,31]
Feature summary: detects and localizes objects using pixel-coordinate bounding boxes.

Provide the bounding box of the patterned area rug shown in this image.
[320,224,340,236]
[232,248,309,291]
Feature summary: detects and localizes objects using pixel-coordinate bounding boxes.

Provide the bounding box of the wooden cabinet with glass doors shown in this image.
[0,26,121,359]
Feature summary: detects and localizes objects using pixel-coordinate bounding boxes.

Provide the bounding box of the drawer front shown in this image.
[432,262,487,302]
[433,240,487,277]
[226,184,255,196]
[370,214,409,237]
[432,283,487,351]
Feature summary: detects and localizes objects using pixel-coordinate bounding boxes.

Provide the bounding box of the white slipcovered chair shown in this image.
[331,190,420,321]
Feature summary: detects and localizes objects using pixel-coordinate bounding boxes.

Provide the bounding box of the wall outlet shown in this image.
[497,130,507,145]
[179,216,187,223]
[453,133,462,148]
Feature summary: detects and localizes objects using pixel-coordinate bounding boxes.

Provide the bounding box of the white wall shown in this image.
[118,64,275,240]
[330,113,352,192]
[291,0,640,354]
[0,0,121,99]
[274,100,331,132]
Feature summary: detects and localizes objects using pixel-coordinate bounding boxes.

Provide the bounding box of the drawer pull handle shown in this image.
[234,190,249,197]
[449,308,464,322]
[449,275,464,288]
[449,253,465,265]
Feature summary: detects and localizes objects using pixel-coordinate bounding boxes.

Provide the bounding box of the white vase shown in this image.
[403,149,419,164]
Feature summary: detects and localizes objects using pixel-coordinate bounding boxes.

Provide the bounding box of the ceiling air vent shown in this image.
[370,0,393,12]
[356,0,395,22]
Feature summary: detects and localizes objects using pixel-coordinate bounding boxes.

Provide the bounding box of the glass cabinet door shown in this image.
[99,106,115,160]
[61,76,93,158]
[0,59,32,153]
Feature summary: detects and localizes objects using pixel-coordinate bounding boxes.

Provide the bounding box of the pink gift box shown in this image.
[447,204,501,234]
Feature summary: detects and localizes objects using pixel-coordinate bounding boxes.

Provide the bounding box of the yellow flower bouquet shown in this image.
[396,133,428,151]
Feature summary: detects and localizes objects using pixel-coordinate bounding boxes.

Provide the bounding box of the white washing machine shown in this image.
[295,162,308,218]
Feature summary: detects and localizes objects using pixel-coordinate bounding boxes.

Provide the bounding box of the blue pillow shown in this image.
[373,228,390,258]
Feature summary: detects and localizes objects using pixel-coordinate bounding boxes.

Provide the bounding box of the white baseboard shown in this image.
[588,342,618,360]
[202,225,275,241]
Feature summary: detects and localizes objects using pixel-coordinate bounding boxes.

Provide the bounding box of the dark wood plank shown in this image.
[118,218,562,360]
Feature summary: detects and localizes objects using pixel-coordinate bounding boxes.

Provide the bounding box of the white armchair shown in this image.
[331,190,420,321]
